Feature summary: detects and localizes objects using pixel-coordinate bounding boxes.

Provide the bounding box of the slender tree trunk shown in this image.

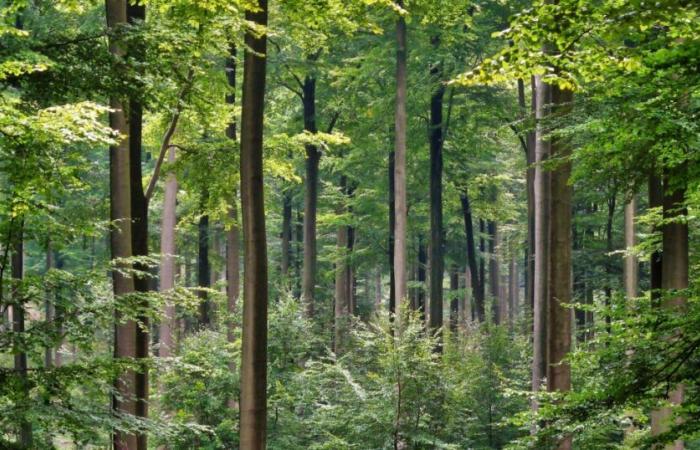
[624,197,638,299]
[428,36,445,334]
[106,2,139,448]
[449,268,459,332]
[294,206,303,299]
[281,192,292,278]
[225,43,240,345]
[509,257,518,328]
[546,86,573,450]
[334,176,349,353]
[375,267,383,309]
[649,174,663,305]
[12,223,32,447]
[531,75,550,402]
[460,193,483,321]
[238,1,269,446]
[347,222,356,316]
[126,7,149,443]
[488,221,500,324]
[604,193,616,334]
[522,77,536,321]
[417,235,427,317]
[198,197,211,327]
[302,76,319,318]
[159,145,178,358]
[479,219,486,312]
[45,241,54,368]
[393,2,408,314]
[650,166,688,450]
[389,151,396,314]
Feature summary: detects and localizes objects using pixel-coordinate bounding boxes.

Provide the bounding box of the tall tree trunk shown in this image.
[301,76,319,318]
[509,257,518,328]
[520,77,536,322]
[417,235,427,317]
[159,146,177,358]
[604,193,616,334]
[294,206,303,299]
[198,197,211,327]
[281,192,292,278]
[347,221,356,316]
[460,193,484,321]
[45,241,54,368]
[388,151,396,314]
[546,86,573,450]
[238,1,269,446]
[650,166,688,449]
[623,197,638,299]
[225,43,240,345]
[649,174,663,305]
[488,221,500,324]
[449,268,459,332]
[126,7,149,443]
[334,176,349,353]
[393,2,408,314]
[12,223,32,447]
[531,75,550,403]
[479,219,486,312]
[106,2,139,448]
[429,35,445,334]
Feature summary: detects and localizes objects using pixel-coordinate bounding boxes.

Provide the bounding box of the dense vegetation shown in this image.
[0,0,698,448]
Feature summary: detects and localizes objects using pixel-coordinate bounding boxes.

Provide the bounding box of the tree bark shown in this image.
[546,85,573,450]
[126,6,149,442]
[106,2,139,448]
[509,257,518,327]
[604,192,616,334]
[159,145,177,358]
[393,2,408,314]
[197,199,211,327]
[488,221,501,324]
[650,166,688,449]
[389,151,396,314]
[301,75,319,318]
[531,74,550,402]
[12,223,32,447]
[449,268,459,332]
[460,193,484,321]
[428,35,445,335]
[417,235,427,317]
[281,192,292,278]
[334,176,349,353]
[649,174,663,306]
[623,197,638,299]
[238,1,269,446]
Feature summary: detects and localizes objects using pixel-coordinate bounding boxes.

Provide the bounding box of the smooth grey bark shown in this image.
[159,146,177,358]
[238,1,269,446]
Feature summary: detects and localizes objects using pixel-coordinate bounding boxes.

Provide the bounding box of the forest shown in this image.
[0,0,698,448]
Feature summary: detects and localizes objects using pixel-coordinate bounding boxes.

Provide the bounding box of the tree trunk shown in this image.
[389,151,396,314]
[334,176,349,353]
[159,145,178,357]
[623,197,638,299]
[522,77,536,323]
[12,224,32,447]
[449,268,459,332]
[509,257,518,328]
[460,193,484,321]
[604,192,616,334]
[294,206,303,299]
[531,74,550,402]
[417,235,427,317]
[281,192,292,278]
[198,197,211,327]
[546,85,573,450]
[488,221,500,324]
[650,166,688,449]
[126,7,149,442]
[428,36,445,335]
[347,221,356,316]
[393,2,408,314]
[238,1,268,446]
[649,174,663,305]
[106,2,139,448]
[375,267,383,310]
[225,43,240,346]
[301,75,319,318]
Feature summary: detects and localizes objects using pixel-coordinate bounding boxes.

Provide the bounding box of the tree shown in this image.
[393,1,408,316]
[238,0,270,447]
